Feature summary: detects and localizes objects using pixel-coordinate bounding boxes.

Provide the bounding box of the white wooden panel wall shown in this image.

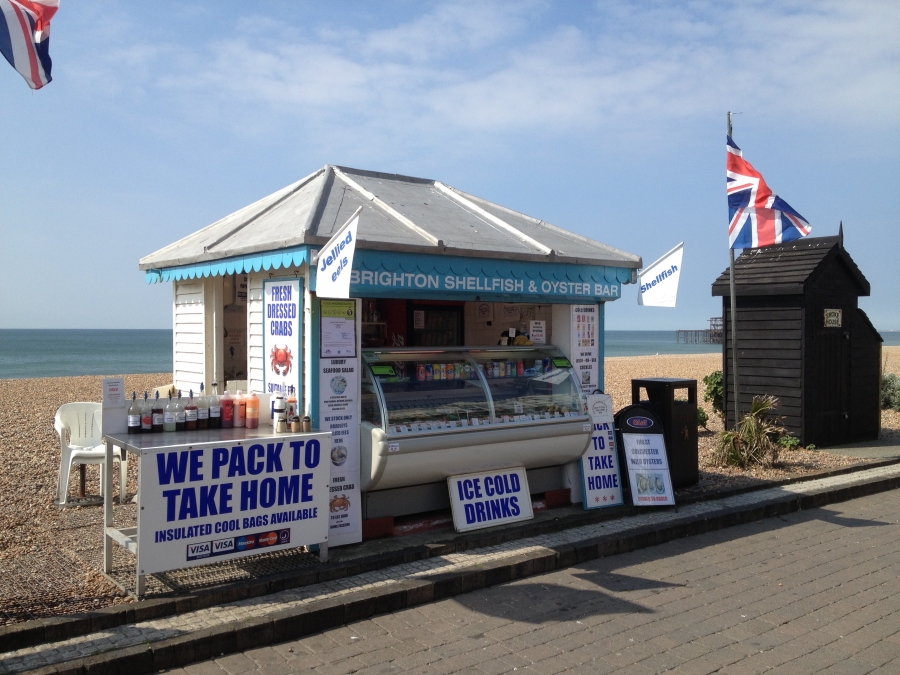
[247,274,265,393]
[173,280,206,394]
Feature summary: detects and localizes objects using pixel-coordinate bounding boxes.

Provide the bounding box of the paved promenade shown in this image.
[164,487,900,675]
[3,463,900,674]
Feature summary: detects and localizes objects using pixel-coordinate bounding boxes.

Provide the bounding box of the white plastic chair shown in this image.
[54,402,128,506]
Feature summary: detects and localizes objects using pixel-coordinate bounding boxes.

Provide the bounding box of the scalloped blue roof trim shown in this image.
[145,246,310,283]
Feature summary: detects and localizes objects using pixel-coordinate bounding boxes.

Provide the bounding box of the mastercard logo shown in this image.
[258,532,278,547]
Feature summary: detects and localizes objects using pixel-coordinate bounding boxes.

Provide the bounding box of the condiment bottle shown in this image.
[272,392,285,428]
[127,392,141,434]
[286,386,298,422]
[175,390,186,431]
[164,392,177,432]
[208,382,221,428]
[221,390,234,428]
[151,391,164,433]
[196,384,209,430]
[246,392,259,429]
[140,392,153,433]
[234,390,246,428]
[185,389,198,431]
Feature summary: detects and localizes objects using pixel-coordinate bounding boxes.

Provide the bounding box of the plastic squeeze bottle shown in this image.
[234,390,246,428]
[175,390,186,431]
[245,392,259,429]
[196,383,209,430]
[151,391,164,433]
[141,392,153,433]
[221,390,234,428]
[128,392,141,435]
[164,392,177,432]
[208,382,221,429]
[185,389,198,431]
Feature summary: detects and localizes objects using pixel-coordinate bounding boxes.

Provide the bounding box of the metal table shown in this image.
[104,428,329,597]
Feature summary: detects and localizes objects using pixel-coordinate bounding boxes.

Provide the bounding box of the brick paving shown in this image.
[2,464,900,674]
[158,487,900,674]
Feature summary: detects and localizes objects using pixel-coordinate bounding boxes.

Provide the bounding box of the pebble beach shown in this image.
[1,347,898,623]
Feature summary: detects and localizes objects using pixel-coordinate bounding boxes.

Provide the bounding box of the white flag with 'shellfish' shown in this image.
[637,242,683,307]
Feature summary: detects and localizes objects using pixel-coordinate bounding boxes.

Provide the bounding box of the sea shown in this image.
[1,328,898,380]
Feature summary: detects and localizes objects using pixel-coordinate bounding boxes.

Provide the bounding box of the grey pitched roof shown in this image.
[140,165,642,271]
[711,235,870,297]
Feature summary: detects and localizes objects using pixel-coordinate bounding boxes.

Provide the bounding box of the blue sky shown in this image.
[2,1,898,331]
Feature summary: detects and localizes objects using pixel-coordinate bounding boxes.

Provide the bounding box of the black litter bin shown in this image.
[631,378,699,488]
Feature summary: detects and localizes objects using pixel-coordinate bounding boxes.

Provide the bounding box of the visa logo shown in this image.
[186,542,211,560]
[212,538,235,554]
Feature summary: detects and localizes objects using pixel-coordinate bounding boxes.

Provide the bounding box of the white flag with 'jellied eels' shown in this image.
[315,210,360,299]
[637,242,683,307]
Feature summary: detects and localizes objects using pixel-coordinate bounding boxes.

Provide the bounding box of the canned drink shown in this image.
[417,364,427,381]
[498,361,505,378]
[534,359,543,374]
[543,358,551,372]
[464,363,472,379]
[435,364,443,380]
[516,361,524,377]
[507,361,515,377]
[446,363,455,379]
[425,363,433,380]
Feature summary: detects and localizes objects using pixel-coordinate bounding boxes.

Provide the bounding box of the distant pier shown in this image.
[676,317,723,344]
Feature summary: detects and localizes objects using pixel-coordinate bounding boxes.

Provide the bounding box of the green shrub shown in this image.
[882,373,900,411]
[712,395,785,468]
[703,370,724,418]
[778,435,800,450]
[697,407,709,429]
[806,444,816,451]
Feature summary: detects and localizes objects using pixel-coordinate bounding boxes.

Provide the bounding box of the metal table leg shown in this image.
[103,440,114,574]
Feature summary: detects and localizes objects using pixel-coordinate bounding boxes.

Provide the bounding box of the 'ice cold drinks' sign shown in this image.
[137,433,330,575]
[447,467,533,533]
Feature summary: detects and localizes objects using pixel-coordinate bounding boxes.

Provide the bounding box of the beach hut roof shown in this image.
[711,235,870,297]
[140,165,642,274]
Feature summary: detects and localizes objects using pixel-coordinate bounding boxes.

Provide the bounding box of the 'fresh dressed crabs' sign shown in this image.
[263,279,301,395]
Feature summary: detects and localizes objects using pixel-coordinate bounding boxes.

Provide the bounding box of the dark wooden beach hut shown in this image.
[711,232,882,447]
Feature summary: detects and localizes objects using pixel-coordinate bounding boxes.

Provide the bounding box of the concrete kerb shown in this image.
[4,458,899,672]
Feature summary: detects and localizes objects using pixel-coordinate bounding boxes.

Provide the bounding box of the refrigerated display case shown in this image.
[359,346,591,492]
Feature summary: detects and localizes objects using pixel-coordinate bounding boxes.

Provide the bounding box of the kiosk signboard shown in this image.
[571,305,599,391]
[448,468,533,533]
[263,278,302,396]
[616,406,675,507]
[580,394,623,508]
[136,432,330,575]
[319,300,362,546]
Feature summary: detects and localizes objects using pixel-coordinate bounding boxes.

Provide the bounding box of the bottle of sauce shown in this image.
[246,392,259,429]
[185,389,198,431]
[286,386,298,423]
[128,392,141,434]
[175,390,186,431]
[151,391,164,433]
[141,392,153,433]
[164,392,177,432]
[197,384,209,430]
[221,390,234,428]
[234,390,246,428]
[208,382,221,429]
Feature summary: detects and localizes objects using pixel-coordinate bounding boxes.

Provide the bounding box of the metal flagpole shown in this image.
[727,111,741,428]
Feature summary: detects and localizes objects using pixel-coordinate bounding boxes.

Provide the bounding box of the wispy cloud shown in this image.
[67,1,900,154]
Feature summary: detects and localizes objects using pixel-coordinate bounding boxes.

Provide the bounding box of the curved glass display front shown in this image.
[361,347,586,435]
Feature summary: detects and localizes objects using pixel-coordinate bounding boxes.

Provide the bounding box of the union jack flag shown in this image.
[727,135,811,249]
[0,0,58,90]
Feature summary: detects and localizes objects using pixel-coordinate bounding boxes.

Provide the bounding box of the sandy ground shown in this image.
[0,347,897,622]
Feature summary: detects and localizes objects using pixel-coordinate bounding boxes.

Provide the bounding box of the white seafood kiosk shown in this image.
[141,166,641,544]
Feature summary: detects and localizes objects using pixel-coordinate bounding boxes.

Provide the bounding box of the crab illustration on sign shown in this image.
[270,346,293,376]
[330,494,350,512]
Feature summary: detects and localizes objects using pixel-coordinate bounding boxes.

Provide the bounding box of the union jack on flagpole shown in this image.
[726,135,811,249]
[0,0,59,90]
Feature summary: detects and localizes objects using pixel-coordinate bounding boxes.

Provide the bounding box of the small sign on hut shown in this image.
[712,232,882,447]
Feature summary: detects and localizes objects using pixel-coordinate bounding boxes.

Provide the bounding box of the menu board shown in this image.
[320,300,357,358]
[570,304,599,391]
[319,300,362,546]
